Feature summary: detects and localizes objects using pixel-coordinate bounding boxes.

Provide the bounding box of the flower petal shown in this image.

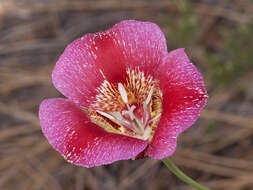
[52,20,167,106]
[39,98,148,167]
[147,49,208,159]
[52,34,104,107]
[98,20,168,80]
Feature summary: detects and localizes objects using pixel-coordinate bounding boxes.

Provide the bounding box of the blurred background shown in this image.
[1,0,253,189]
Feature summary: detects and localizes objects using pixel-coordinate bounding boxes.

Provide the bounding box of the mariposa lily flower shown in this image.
[39,20,207,168]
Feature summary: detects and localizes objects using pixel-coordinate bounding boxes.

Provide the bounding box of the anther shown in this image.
[96,110,115,121]
[118,83,128,104]
[145,87,153,105]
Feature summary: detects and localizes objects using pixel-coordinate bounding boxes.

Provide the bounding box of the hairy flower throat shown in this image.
[86,68,162,142]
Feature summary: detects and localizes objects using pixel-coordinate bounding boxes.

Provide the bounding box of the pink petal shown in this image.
[39,98,148,167]
[147,49,208,159]
[100,20,168,80]
[52,34,104,107]
[52,20,167,107]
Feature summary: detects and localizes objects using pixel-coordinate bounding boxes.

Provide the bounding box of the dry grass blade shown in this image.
[201,109,253,129]
[0,124,39,141]
[114,160,158,190]
[178,148,253,171]
[0,102,39,126]
[173,156,250,177]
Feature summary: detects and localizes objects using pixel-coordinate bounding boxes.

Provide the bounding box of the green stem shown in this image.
[162,158,210,190]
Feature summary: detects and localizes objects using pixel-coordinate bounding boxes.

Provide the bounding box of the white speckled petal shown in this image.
[39,98,148,167]
[52,20,168,107]
[147,49,208,159]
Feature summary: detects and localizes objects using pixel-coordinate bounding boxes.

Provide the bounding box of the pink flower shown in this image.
[39,20,207,168]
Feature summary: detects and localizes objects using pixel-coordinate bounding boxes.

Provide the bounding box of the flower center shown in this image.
[85,68,162,142]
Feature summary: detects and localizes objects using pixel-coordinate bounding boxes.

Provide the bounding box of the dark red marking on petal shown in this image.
[89,32,127,83]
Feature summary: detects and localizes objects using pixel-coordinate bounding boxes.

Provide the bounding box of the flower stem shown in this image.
[162,158,210,190]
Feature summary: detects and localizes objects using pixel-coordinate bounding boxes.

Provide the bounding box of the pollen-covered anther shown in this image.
[118,83,128,104]
[89,68,163,141]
